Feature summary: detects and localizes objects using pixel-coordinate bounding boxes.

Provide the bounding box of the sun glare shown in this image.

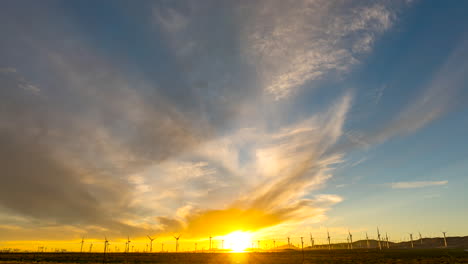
[223,231,252,252]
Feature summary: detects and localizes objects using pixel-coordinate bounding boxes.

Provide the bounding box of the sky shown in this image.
[1,0,468,252]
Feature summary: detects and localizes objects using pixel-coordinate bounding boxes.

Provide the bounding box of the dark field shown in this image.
[1,249,468,264]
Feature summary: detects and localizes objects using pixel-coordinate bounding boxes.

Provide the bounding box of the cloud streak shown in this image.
[391,180,448,189]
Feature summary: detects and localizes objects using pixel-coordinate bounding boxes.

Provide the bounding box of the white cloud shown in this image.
[154,7,189,34]
[18,83,40,94]
[242,0,402,100]
[391,180,448,189]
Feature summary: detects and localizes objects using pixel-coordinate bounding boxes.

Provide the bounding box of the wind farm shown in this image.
[1,230,468,263]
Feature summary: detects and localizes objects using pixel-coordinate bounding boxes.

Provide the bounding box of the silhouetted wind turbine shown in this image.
[287,237,291,249]
[310,233,314,248]
[147,235,155,253]
[173,234,181,252]
[126,236,131,253]
[366,232,370,249]
[377,228,382,250]
[104,237,109,254]
[327,230,331,250]
[385,233,390,249]
[419,232,423,245]
[80,237,85,253]
[300,237,304,262]
[348,230,353,249]
[442,232,448,248]
[409,233,414,248]
[89,243,93,252]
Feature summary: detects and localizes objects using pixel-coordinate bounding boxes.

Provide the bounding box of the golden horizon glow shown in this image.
[221,231,252,252]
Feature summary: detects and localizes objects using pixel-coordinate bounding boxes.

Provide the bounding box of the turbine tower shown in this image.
[348,230,353,249]
[300,237,304,262]
[287,237,291,249]
[104,237,109,254]
[89,243,93,253]
[366,233,370,249]
[377,228,382,250]
[209,235,212,251]
[310,233,314,248]
[173,234,181,252]
[80,237,85,253]
[147,235,155,253]
[442,232,448,248]
[409,233,414,248]
[126,236,131,253]
[385,233,389,249]
[327,230,331,250]
[419,232,423,246]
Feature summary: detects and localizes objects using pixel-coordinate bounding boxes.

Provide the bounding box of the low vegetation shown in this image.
[1,249,468,264]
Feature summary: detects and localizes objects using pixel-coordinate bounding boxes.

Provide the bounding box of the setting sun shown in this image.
[222,231,252,252]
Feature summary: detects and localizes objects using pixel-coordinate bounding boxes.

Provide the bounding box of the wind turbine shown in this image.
[310,233,314,248]
[80,237,85,253]
[209,235,212,251]
[126,236,131,253]
[377,228,382,250]
[419,232,423,246]
[147,235,155,253]
[327,230,331,250]
[89,243,93,252]
[348,230,353,250]
[273,240,276,249]
[104,237,109,254]
[300,237,304,262]
[287,237,291,249]
[366,233,370,249]
[385,233,389,249]
[409,233,414,248]
[173,234,181,252]
[442,232,448,248]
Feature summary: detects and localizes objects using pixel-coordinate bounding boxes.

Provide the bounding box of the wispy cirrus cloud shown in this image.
[334,38,468,154]
[147,93,352,238]
[391,180,448,189]
[241,0,407,100]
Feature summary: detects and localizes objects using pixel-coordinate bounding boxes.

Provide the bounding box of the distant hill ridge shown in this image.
[273,236,468,250]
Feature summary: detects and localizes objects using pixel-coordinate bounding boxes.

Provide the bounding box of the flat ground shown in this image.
[1,249,468,264]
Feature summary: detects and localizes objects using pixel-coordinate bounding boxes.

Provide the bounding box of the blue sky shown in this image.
[0,0,467,250]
